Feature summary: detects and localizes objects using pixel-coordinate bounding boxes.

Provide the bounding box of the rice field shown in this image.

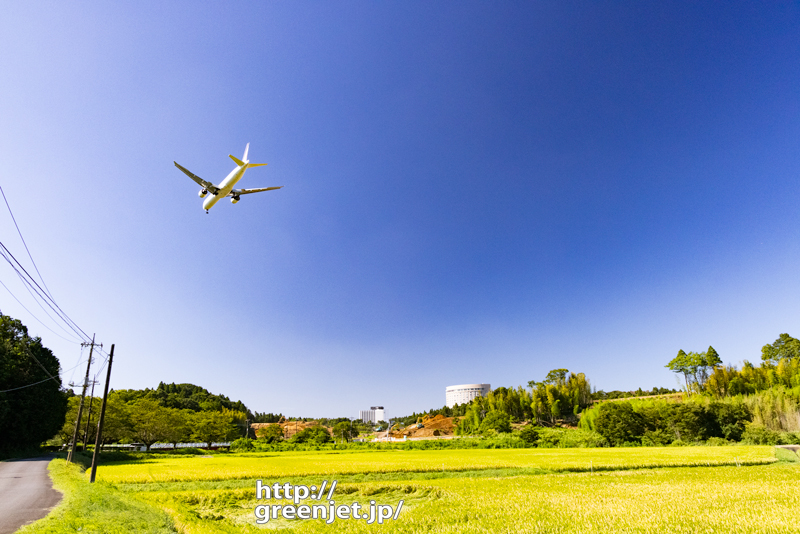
[77,445,800,533]
[98,445,776,484]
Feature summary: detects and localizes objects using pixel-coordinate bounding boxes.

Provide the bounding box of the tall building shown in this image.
[359,406,385,424]
[445,384,491,408]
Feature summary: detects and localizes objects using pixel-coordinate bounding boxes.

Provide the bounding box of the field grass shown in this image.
[26,446,799,533]
[18,458,175,534]
[97,445,776,483]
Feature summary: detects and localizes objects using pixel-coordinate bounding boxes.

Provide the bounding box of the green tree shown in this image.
[289,426,332,444]
[162,408,192,448]
[190,410,237,448]
[97,394,131,447]
[594,402,646,446]
[255,423,284,443]
[129,399,172,450]
[761,334,800,365]
[332,421,356,443]
[519,425,540,444]
[543,369,569,387]
[0,314,68,454]
[666,350,691,391]
[479,411,511,434]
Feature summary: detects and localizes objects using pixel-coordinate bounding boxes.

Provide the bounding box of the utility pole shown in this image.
[90,344,114,483]
[68,334,100,463]
[82,379,98,452]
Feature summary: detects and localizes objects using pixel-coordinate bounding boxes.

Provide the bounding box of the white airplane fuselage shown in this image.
[202,165,248,210]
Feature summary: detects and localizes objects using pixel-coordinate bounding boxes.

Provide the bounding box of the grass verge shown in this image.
[17,455,176,534]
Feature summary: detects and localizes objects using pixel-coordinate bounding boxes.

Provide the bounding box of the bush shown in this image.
[256,424,284,443]
[705,437,730,446]
[480,412,512,434]
[741,424,780,445]
[176,447,205,455]
[229,437,255,452]
[519,425,541,444]
[779,431,800,445]
[710,401,751,441]
[289,426,332,444]
[594,402,646,446]
[537,427,607,448]
[641,429,672,446]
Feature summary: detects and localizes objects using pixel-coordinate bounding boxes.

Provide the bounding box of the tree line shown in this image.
[60,393,247,450]
[0,314,67,456]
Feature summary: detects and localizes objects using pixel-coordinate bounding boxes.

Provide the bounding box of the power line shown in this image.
[0,239,89,340]
[0,240,91,342]
[0,246,86,341]
[0,358,86,394]
[0,376,57,393]
[0,277,82,343]
[0,185,54,299]
[20,337,58,381]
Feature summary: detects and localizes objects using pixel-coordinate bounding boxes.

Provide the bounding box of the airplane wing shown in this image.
[229,186,283,196]
[174,162,220,195]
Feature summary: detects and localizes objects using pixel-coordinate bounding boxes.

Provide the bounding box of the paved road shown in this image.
[0,456,62,534]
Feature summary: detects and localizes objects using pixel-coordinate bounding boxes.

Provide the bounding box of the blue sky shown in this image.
[1,1,798,418]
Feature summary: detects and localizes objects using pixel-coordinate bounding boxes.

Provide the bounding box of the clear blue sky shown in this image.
[1,2,798,418]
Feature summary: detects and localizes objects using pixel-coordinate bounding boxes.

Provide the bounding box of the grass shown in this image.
[18,455,175,534]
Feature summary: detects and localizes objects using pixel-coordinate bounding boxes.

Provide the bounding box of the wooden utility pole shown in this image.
[90,344,114,483]
[82,379,97,451]
[68,334,99,462]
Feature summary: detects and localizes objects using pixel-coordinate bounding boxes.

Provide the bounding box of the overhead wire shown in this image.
[0,355,88,394]
[0,250,89,342]
[0,240,91,342]
[0,185,87,341]
[0,277,82,343]
[0,185,54,299]
[67,345,87,388]
[0,186,106,396]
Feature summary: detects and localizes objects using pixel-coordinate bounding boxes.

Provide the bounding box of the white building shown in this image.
[445,384,491,408]
[359,406,385,424]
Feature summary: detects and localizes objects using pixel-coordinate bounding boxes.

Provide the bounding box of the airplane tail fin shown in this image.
[231,143,266,167]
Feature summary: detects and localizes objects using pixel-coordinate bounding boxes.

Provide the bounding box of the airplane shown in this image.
[174,143,282,213]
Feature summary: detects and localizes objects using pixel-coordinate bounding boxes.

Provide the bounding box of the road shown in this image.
[0,456,62,534]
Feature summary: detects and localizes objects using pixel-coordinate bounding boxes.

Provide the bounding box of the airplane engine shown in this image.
[231,196,240,204]
[199,189,208,198]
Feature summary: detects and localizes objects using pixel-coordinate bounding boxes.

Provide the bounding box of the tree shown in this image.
[256,423,284,443]
[129,399,172,450]
[667,348,721,393]
[543,369,569,387]
[96,394,131,447]
[0,314,68,454]
[162,408,192,448]
[289,426,332,444]
[519,425,540,444]
[332,421,356,443]
[761,334,800,365]
[594,402,646,446]
[479,411,511,434]
[666,350,691,391]
[191,410,237,448]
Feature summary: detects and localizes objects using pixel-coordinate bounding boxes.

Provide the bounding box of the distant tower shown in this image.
[445,384,490,408]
